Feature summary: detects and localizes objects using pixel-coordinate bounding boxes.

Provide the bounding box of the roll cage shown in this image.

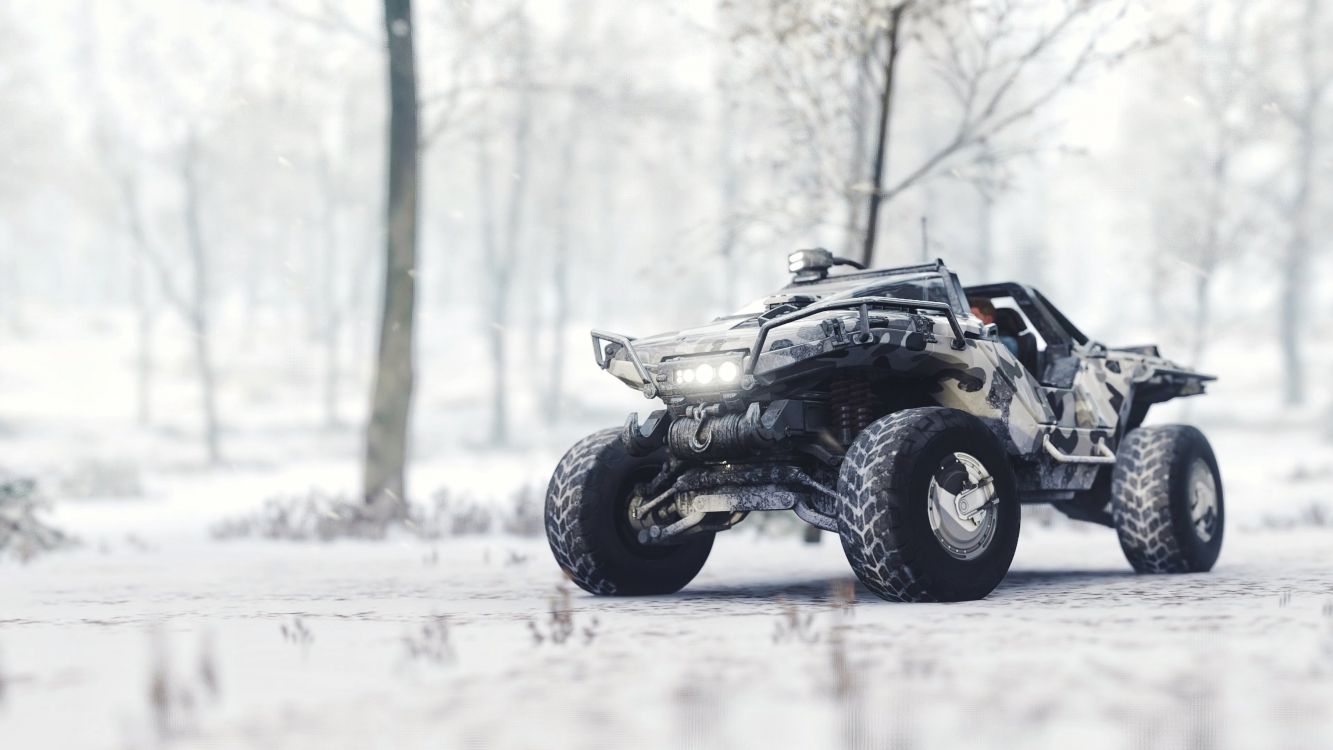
[785,258,972,318]
[964,282,1090,386]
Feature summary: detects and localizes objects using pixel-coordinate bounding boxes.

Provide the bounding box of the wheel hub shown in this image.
[1189,458,1219,543]
[926,452,998,560]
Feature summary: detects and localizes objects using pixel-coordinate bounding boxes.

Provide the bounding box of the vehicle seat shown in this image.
[1042,355,1080,389]
[993,308,1039,375]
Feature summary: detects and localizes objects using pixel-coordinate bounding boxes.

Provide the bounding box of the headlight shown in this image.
[669,358,743,390]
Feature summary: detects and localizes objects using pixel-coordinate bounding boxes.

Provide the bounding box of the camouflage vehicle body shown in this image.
[549,255,1222,601]
[594,260,1209,506]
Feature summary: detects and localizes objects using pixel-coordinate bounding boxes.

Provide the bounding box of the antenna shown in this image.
[920,216,929,261]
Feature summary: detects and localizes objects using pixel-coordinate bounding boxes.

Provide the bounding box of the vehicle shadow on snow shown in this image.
[679,569,1137,604]
[992,568,1139,600]
[680,578,864,604]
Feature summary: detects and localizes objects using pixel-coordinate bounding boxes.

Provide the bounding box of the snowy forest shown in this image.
[4,1,1333,748]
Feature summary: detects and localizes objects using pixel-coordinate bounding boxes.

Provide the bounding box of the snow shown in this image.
[3,519,1333,749]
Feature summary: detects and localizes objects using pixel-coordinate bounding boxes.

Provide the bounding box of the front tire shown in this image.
[545,428,713,595]
[1111,425,1224,573]
[837,408,1021,602]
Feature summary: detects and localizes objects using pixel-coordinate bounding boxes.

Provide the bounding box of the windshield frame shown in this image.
[782,265,970,316]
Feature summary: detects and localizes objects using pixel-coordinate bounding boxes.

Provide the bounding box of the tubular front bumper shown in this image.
[591,329,660,398]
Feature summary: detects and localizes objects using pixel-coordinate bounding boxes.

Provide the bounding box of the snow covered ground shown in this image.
[4,521,1333,749]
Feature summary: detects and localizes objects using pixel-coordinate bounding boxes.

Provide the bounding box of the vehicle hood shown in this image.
[602,307,934,392]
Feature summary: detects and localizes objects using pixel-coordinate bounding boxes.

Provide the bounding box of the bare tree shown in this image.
[0,8,53,332]
[971,149,997,280]
[122,130,223,464]
[543,120,580,423]
[363,0,420,516]
[860,2,910,265]
[120,175,160,427]
[1138,2,1265,370]
[476,6,534,446]
[180,131,222,464]
[1267,0,1330,406]
[537,0,601,422]
[76,5,159,428]
[713,1,753,307]
[732,0,1166,264]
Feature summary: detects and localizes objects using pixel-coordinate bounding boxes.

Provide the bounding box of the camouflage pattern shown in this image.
[594,260,1213,494]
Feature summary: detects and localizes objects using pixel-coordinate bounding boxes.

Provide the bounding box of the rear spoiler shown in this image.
[1110,345,1218,383]
[1151,366,1217,383]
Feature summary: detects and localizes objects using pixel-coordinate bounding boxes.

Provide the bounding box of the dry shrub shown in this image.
[280,617,314,655]
[1256,501,1333,530]
[210,490,389,541]
[420,489,493,537]
[402,615,455,666]
[212,484,545,542]
[1321,602,1333,675]
[500,484,543,537]
[145,627,219,742]
[0,472,76,562]
[0,642,8,709]
[55,459,144,499]
[773,598,818,644]
[528,579,598,646]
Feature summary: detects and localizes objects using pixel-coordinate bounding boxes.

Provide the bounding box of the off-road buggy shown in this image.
[544,252,1222,602]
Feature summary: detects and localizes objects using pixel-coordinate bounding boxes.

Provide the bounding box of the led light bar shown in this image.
[670,358,742,388]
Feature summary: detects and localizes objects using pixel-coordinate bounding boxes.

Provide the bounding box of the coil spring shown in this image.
[832,375,875,446]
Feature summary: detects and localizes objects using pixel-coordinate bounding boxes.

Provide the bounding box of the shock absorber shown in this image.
[832,375,875,446]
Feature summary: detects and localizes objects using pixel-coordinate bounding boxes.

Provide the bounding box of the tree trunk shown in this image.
[242,241,263,344]
[318,149,343,429]
[859,3,909,268]
[844,45,873,259]
[0,241,14,332]
[545,2,590,417]
[489,274,511,445]
[1280,170,1311,406]
[1188,270,1212,370]
[180,131,222,465]
[593,136,617,320]
[1280,0,1321,407]
[716,51,743,310]
[132,254,154,427]
[119,173,156,427]
[717,113,740,309]
[486,10,533,446]
[973,148,996,280]
[544,119,579,422]
[975,191,993,280]
[476,139,508,445]
[323,300,342,430]
[1189,147,1230,370]
[363,0,420,516]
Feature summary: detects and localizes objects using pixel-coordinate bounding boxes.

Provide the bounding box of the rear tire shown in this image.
[545,428,713,595]
[837,408,1021,602]
[1111,425,1224,573]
